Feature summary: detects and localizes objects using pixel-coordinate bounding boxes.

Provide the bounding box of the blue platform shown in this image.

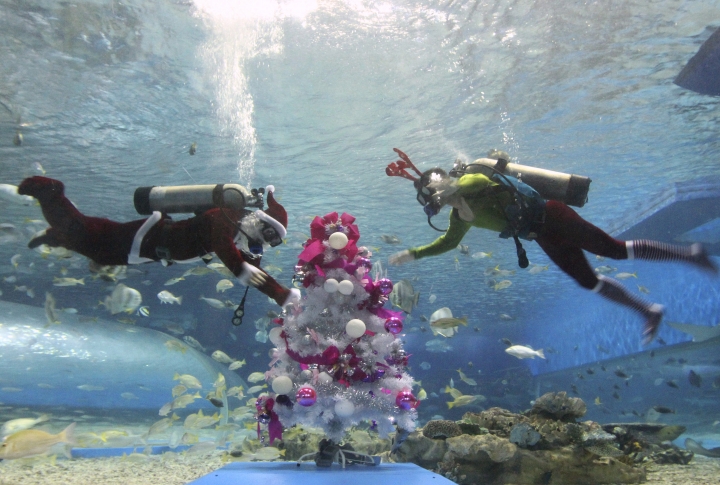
[188,462,454,485]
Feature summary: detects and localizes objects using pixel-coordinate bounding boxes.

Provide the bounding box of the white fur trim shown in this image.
[282,288,301,308]
[255,210,287,239]
[265,185,275,194]
[128,211,162,264]
[239,262,263,286]
[625,241,635,260]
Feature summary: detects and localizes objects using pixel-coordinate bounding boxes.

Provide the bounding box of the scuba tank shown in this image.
[450,157,592,207]
[133,184,264,215]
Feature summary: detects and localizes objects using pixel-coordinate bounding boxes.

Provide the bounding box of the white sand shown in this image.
[1,453,719,485]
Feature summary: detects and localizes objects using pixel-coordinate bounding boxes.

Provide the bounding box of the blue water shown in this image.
[0,0,719,457]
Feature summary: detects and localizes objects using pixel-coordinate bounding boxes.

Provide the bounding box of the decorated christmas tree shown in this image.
[254,212,418,455]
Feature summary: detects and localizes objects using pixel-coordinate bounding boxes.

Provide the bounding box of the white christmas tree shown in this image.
[254,212,418,447]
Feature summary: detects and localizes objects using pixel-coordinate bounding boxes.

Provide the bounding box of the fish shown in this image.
[184,409,219,429]
[615,272,637,279]
[486,265,515,277]
[389,279,420,314]
[428,294,437,303]
[174,373,202,390]
[247,372,266,383]
[684,438,720,458]
[430,315,468,330]
[164,277,185,286]
[228,359,246,371]
[170,392,202,411]
[471,251,492,259]
[239,447,286,461]
[528,264,549,275]
[164,340,188,353]
[688,370,702,388]
[447,394,479,409]
[189,142,197,155]
[652,405,675,414]
[417,388,427,400]
[594,397,602,405]
[1,415,51,437]
[419,362,431,371]
[212,350,235,364]
[666,321,720,342]
[157,290,182,305]
[172,385,187,398]
[456,369,477,386]
[52,277,85,286]
[505,345,545,360]
[0,423,76,460]
[199,296,226,309]
[77,385,105,391]
[104,284,143,315]
[457,244,470,255]
[207,263,235,279]
[594,265,617,274]
[0,184,35,206]
[380,235,401,244]
[493,280,512,291]
[247,384,267,394]
[666,380,679,389]
[216,279,234,293]
[147,414,179,436]
[44,292,60,325]
[425,339,452,353]
[656,425,686,442]
[614,369,629,379]
[637,285,650,294]
[121,392,138,400]
[136,306,150,317]
[183,266,214,277]
[500,338,513,347]
[183,336,205,351]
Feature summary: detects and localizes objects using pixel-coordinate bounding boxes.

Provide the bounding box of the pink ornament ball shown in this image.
[356,257,372,270]
[384,317,403,335]
[395,390,419,410]
[376,278,393,296]
[296,386,317,406]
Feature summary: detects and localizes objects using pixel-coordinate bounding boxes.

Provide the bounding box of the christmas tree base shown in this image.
[296,438,380,468]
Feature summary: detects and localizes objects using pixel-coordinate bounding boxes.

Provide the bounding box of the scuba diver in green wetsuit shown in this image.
[386,148,717,344]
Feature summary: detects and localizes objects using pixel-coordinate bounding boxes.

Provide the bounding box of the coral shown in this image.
[461,408,528,437]
[422,420,462,440]
[509,422,541,448]
[530,391,587,421]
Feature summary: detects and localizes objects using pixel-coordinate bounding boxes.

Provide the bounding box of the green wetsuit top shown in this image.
[410,173,514,259]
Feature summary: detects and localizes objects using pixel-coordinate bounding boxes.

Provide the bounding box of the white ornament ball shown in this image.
[317,372,333,385]
[328,232,349,250]
[334,399,355,417]
[337,280,354,295]
[323,278,339,293]
[271,376,293,395]
[345,319,366,338]
[268,327,283,346]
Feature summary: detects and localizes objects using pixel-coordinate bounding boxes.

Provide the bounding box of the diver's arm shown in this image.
[409,210,471,259]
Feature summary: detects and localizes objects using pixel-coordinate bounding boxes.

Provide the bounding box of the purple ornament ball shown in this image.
[384,317,403,335]
[377,278,393,296]
[296,386,317,407]
[395,390,419,410]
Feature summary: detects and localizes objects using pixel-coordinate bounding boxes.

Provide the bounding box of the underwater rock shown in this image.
[530,391,587,421]
[461,407,529,437]
[650,445,694,465]
[445,433,518,464]
[389,430,449,468]
[422,420,462,440]
[509,422,541,448]
[456,420,487,436]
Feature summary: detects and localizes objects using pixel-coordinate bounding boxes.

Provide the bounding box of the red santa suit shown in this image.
[18,176,298,307]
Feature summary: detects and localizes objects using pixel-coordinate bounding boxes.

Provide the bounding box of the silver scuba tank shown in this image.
[133,184,262,215]
[454,158,592,207]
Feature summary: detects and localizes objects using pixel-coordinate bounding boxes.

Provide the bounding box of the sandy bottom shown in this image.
[0,452,718,485]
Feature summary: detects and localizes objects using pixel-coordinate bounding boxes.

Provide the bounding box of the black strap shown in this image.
[232,286,250,326]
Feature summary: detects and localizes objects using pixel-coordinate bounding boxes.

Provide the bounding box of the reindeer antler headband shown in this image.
[385,148,422,182]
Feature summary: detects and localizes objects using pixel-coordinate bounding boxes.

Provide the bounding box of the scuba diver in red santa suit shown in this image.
[386,148,717,344]
[18,176,300,308]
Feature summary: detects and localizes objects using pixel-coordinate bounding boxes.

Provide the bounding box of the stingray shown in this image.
[684,438,720,458]
[665,321,720,342]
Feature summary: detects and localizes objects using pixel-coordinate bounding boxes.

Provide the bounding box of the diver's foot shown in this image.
[642,304,664,345]
[690,243,718,275]
[18,176,64,200]
[28,229,60,249]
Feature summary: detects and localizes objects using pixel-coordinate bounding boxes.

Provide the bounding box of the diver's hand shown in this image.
[239,262,266,287]
[389,250,415,266]
[282,288,301,308]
